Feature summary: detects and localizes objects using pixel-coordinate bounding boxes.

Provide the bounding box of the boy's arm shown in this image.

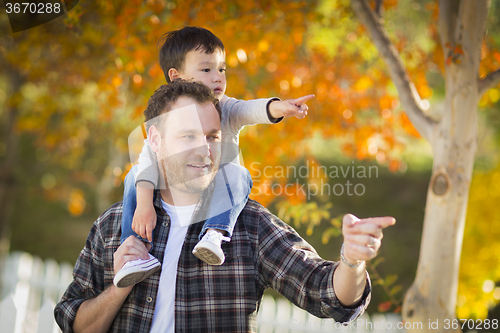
[223,94,314,135]
[135,139,159,188]
[267,94,314,120]
[133,183,156,242]
[132,140,157,242]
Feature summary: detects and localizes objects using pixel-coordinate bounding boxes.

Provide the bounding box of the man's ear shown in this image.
[148,125,161,153]
[168,68,180,82]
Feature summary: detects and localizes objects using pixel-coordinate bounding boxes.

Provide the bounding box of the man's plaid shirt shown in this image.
[55,192,371,332]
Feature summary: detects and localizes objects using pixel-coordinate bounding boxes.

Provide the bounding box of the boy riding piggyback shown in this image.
[114,26,314,288]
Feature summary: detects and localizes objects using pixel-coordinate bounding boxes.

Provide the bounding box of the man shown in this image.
[54,80,395,333]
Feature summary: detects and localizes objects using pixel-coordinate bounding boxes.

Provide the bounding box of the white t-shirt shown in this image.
[149,201,194,333]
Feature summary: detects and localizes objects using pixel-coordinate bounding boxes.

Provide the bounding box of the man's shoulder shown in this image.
[241,199,270,217]
[92,201,123,237]
[237,199,318,256]
[239,199,289,230]
[96,201,123,222]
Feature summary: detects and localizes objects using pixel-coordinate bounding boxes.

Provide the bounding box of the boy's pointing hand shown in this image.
[269,94,315,119]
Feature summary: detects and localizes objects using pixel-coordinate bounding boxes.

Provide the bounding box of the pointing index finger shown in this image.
[294,94,315,106]
[357,216,396,228]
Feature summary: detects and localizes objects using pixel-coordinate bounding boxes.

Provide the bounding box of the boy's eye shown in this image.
[184,135,195,139]
[219,68,226,73]
[202,68,210,72]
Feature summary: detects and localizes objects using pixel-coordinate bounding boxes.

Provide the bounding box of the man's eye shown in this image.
[208,135,220,140]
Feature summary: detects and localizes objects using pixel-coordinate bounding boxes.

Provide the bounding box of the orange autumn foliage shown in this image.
[6,0,498,217]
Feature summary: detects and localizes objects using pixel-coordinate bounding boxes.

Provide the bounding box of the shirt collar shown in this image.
[153,185,213,225]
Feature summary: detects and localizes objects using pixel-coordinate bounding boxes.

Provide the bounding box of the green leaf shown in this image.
[384,274,398,287]
[390,285,402,295]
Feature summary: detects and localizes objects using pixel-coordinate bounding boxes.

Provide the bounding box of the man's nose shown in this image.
[193,138,210,157]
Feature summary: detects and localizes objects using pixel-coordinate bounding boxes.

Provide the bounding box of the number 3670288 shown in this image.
[444,319,498,330]
[6,2,61,14]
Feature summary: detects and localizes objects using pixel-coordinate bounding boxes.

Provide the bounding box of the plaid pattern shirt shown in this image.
[55,192,371,333]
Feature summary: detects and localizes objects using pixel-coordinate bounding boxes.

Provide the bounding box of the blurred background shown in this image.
[1,0,500,325]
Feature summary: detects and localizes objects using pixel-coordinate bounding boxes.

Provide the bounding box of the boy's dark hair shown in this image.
[158,26,225,83]
[144,79,221,132]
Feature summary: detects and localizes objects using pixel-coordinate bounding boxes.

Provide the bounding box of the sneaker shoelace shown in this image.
[205,230,231,243]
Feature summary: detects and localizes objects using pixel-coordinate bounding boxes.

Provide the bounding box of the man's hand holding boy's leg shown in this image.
[114,182,160,288]
[113,233,161,288]
[114,236,151,279]
[72,237,145,333]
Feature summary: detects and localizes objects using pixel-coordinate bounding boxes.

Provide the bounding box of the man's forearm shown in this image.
[73,285,131,333]
[333,261,367,307]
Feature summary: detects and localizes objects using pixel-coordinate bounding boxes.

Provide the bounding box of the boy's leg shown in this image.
[115,165,160,288]
[193,163,252,265]
[200,163,252,238]
[120,165,139,243]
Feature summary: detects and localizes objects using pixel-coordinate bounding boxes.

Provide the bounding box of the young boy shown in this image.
[113,26,314,288]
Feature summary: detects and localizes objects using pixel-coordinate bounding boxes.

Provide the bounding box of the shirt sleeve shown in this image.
[221,96,283,136]
[54,215,108,333]
[256,211,371,323]
[135,139,159,187]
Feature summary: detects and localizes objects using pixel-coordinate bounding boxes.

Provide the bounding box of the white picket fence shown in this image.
[0,251,74,333]
[257,296,406,333]
[0,251,405,333]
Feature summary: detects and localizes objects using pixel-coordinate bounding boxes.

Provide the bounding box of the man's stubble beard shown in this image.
[158,147,219,194]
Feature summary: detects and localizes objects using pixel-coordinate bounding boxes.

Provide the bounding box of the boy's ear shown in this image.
[168,68,180,82]
[148,125,161,153]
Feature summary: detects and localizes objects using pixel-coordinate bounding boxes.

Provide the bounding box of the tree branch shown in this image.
[351,0,437,142]
[478,68,500,97]
[438,0,460,49]
[453,0,490,96]
[375,0,383,17]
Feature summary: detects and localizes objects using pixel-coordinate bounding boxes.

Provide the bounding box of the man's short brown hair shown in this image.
[144,79,221,132]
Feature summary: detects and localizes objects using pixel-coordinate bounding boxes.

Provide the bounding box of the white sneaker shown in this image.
[113,254,161,288]
[192,230,230,265]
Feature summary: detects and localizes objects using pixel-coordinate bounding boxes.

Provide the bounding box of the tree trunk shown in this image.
[351,0,493,330]
[402,1,488,330]
[402,73,478,331]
